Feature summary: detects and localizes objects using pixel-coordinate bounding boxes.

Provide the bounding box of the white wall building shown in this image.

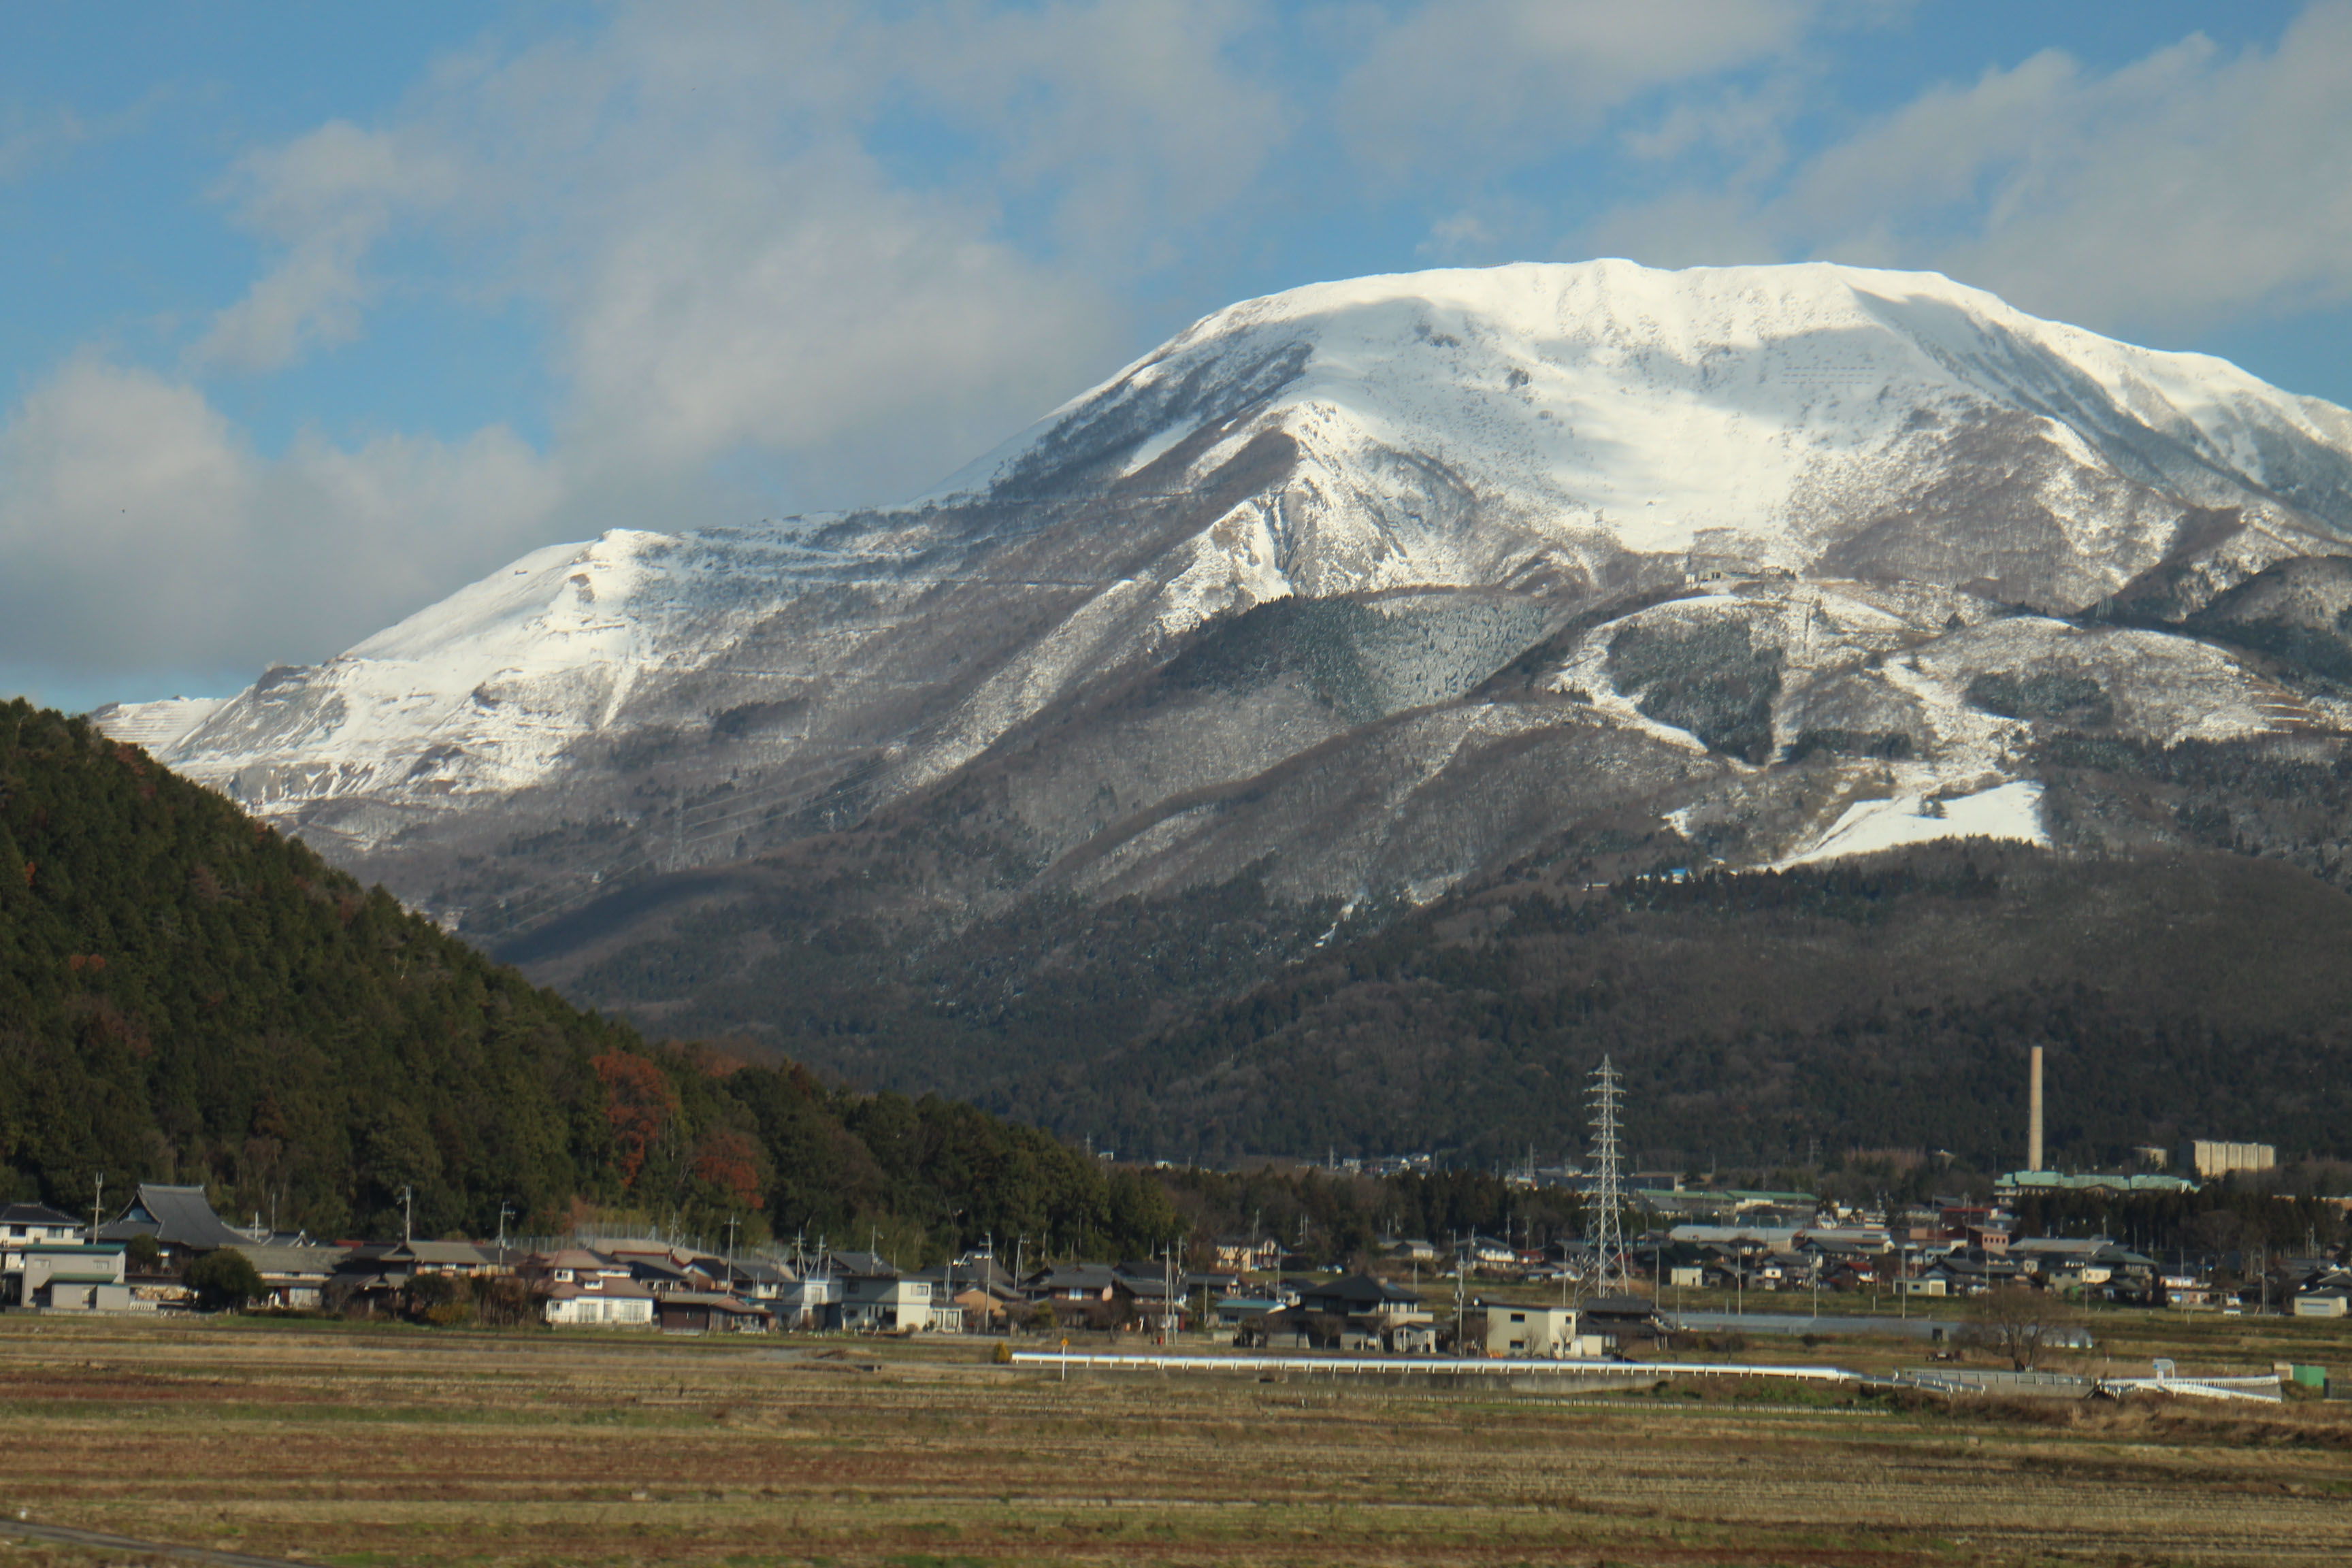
[1483,1305,1606,1358]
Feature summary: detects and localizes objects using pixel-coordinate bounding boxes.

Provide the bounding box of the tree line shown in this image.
[0,702,1179,1260]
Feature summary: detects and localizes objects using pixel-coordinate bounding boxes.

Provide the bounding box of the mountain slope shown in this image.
[0,702,1177,1258]
[522,746,2352,1171]
[102,261,2352,947]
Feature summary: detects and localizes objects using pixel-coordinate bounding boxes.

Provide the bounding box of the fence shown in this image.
[1009,1351,1855,1383]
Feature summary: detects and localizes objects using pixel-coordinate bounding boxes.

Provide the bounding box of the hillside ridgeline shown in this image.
[0,702,1175,1257]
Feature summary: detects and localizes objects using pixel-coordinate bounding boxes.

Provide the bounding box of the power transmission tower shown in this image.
[1582,1056,1626,1305]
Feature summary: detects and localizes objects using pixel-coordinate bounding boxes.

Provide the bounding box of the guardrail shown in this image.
[2098,1373,2283,1403]
[1007,1351,1856,1382]
[1008,1352,2285,1403]
[1893,1368,2089,1396]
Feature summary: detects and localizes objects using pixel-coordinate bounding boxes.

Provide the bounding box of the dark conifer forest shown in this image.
[0,702,1177,1258]
[10,695,2351,1267]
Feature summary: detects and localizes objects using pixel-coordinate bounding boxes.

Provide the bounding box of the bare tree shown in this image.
[1959,1284,2082,1371]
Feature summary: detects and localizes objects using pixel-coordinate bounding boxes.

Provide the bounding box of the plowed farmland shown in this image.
[1,1316,2349,1567]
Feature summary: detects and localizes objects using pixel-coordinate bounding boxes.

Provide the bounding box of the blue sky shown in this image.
[3,0,2347,712]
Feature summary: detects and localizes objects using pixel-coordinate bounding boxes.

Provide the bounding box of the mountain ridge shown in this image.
[82,261,2352,1140]
[0,699,1185,1259]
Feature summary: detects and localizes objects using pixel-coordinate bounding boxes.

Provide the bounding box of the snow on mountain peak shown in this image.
[104,260,2352,924]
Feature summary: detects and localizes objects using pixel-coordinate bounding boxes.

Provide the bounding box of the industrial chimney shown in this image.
[2028,1045,2044,1172]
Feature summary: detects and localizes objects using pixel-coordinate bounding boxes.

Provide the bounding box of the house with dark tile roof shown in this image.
[96,1183,255,1254]
[1,1202,86,1247]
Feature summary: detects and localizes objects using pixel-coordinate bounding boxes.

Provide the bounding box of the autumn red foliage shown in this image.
[691,1129,765,1211]
[591,1051,675,1188]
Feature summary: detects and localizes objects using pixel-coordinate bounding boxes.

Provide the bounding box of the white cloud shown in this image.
[906,0,1288,256]
[1589,1,2352,336]
[0,357,562,683]
[1338,0,1821,174]
[554,144,1120,496]
[0,107,91,184]
[37,0,2349,713]
[10,1,1271,694]
[191,120,465,372]
[177,5,1194,502]
[188,215,380,372]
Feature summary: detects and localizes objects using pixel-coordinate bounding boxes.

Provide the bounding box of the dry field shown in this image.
[1,1313,2348,1568]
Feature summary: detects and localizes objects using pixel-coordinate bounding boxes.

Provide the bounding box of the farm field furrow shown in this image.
[2,1318,2348,1567]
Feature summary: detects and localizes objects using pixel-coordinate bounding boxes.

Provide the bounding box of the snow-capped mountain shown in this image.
[97,260,2352,947]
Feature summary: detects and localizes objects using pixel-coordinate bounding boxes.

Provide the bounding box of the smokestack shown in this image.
[2028,1045,2044,1172]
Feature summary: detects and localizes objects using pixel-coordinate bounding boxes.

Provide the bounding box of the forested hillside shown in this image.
[1033,843,2352,1171]
[546,731,2352,1173]
[0,702,1176,1258]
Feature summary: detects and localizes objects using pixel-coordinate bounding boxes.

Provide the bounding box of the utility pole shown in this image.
[402,1185,413,1245]
[725,1214,740,1267]
[89,1171,104,1245]
[1453,1230,1467,1357]
[497,1202,514,1255]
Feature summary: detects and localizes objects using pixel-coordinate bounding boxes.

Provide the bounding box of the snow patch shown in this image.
[1780,780,2046,868]
[88,696,228,752]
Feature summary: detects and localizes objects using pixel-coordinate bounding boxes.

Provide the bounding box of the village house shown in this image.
[1114,1273,1186,1335]
[1,1203,108,1308]
[1482,1304,1605,1359]
[2160,1273,2225,1309]
[1212,1294,1284,1330]
[538,1281,656,1326]
[518,1249,654,1326]
[1460,1235,1518,1271]
[3,1240,130,1311]
[229,1243,345,1310]
[1296,1273,1425,1324]
[1209,1235,1281,1273]
[617,1252,719,1296]
[329,1239,504,1313]
[909,1262,1015,1331]
[946,1278,1015,1331]
[1025,1262,1122,1304]
[724,1258,794,1303]
[82,1184,342,1311]
[338,1240,500,1280]
[774,1273,840,1330]
[833,1252,934,1332]
[1184,1269,1245,1297]
[1,1201,86,1248]
[655,1292,772,1334]
[97,1183,257,1260]
[1284,1273,1429,1352]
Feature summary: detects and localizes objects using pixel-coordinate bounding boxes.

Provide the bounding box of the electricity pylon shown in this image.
[1582,1056,1627,1304]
